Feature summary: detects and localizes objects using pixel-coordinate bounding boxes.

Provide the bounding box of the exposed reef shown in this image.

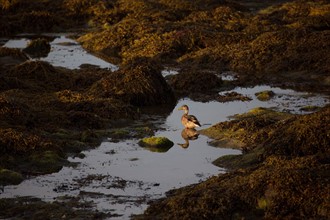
[137,106,330,219]
[0,0,329,219]
[0,47,175,178]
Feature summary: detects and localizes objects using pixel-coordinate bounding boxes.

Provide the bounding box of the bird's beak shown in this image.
[178,106,183,110]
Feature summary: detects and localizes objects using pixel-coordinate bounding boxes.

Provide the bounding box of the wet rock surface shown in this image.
[138,136,174,152]
[22,38,51,58]
[0,0,329,219]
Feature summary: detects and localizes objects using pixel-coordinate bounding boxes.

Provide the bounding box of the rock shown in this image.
[138,136,174,153]
[29,151,65,174]
[0,47,29,71]
[217,91,252,102]
[169,68,223,94]
[88,57,176,106]
[0,168,23,185]
[255,90,275,101]
[23,38,51,58]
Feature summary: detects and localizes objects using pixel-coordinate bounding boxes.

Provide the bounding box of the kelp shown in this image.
[23,38,51,58]
[169,68,223,94]
[88,57,175,106]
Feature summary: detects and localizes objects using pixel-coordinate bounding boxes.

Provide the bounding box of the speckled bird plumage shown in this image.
[178,105,201,129]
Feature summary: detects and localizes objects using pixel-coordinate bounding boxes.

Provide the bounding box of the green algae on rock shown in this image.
[299,105,321,112]
[138,136,174,153]
[255,90,275,101]
[28,150,66,174]
[213,145,264,171]
[0,168,23,185]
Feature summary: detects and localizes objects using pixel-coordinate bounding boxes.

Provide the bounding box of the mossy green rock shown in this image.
[255,90,275,101]
[300,105,320,112]
[29,151,65,174]
[0,169,23,185]
[138,136,174,153]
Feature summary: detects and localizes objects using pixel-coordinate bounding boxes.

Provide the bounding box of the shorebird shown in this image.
[178,105,201,129]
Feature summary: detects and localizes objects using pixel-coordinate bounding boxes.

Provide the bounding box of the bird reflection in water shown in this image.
[178,128,199,148]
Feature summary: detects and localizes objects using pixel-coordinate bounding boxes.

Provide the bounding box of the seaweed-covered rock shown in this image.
[0,95,31,127]
[0,197,108,219]
[88,57,176,106]
[0,168,23,185]
[28,150,65,173]
[6,60,72,91]
[0,128,56,154]
[23,38,51,58]
[200,107,291,151]
[0,47,29,74]
[0,47,29,64]
[138,155,329,220]
[217,91,252,102]
[169,68,222,94]
[263,106,330,157]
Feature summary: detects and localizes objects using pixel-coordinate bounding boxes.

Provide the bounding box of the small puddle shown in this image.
[1,34,329,219]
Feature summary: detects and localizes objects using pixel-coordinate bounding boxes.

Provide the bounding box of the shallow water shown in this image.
[1,89,328,219]
[1,34,329,219]
[1,34,118,70]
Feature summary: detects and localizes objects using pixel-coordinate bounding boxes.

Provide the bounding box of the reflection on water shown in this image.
[178,128,199,149]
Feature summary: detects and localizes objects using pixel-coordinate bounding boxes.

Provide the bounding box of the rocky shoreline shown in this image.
[1,0,329,219]
[136,107,329,219]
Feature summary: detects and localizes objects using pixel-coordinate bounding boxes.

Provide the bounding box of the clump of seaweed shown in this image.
[169,68,223,96]
[88,57,176,106]
[0,47,28,61]
[0,0,21,10]
[23,38,51,58]
[0,47,29,74]
[201,107,291,151]
[0,197,109,219]
[0,95,31,127]
[0,168,23,185]
[0,128,56,154]
[217,91,252,102]
[263,106,330,157]
[6,60,72,91]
